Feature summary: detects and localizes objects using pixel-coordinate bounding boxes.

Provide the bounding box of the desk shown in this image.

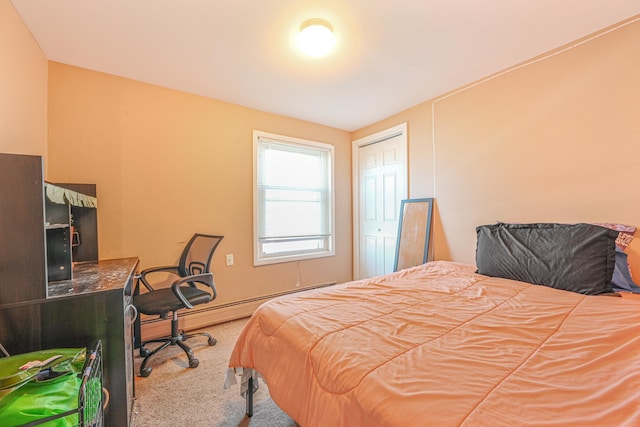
[0,257,139,427]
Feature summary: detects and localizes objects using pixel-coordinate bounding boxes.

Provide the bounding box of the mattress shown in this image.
[228,261,640,426]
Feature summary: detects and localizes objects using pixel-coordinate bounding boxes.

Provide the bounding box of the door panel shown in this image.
[363,235,378,278]
[358,134,406,278]
[383,173,398,221]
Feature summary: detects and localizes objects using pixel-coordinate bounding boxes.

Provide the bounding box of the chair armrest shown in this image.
[138,265,180,291]
[171,273,217,308]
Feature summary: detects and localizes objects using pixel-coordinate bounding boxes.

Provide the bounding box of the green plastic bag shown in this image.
[0,348,86,427]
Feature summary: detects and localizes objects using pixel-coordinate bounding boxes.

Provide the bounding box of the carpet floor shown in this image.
[129,318,298,427]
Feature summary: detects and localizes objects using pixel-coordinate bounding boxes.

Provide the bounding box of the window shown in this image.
[254,131,335,265]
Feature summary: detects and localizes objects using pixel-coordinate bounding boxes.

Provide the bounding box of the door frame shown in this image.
[352,122,408,280]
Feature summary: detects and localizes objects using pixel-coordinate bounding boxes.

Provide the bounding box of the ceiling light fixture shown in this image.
[296,18,336,57]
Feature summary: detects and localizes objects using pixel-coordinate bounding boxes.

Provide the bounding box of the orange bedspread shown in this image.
[228,261,640,426]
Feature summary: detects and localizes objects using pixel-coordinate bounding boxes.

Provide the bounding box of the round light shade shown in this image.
[297,19,336,57]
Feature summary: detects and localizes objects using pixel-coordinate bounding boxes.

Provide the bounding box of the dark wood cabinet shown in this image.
[43,259,138,427]
[0,258,139,427]
[0,153,136,427]
[0,153,47,303]
[45,225,72,281]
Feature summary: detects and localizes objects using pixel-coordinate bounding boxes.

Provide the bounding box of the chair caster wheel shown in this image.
[208,337,217,346]
[139,347,150,357]
[140,367,152,377]
[189,358,199,368]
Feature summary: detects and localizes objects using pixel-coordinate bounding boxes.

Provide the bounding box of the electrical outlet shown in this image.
[226,254,234,266]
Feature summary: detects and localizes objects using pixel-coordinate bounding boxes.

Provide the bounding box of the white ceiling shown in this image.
[11,1,640,131]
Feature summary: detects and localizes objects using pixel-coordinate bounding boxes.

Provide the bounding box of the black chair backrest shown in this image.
[178,234,224,277]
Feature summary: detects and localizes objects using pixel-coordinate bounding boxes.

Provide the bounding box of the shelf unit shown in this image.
[0,154,99,300]
[0,153,136,427]
[44,182,98,283]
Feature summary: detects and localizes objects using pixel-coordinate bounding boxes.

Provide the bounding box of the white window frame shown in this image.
[253,130,335,266]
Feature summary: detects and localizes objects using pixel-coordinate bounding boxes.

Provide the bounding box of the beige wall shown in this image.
[47,62,353,309]
[6,7,640,326]
[355,15,640,276]
[0,0,47,156]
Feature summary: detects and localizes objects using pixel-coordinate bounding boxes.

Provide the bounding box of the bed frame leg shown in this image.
[246,376,254,418]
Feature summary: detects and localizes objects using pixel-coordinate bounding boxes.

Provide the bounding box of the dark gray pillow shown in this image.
[476,223,617,295]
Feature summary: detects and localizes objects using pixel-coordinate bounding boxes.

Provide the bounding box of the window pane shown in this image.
[264,149,325,189]
[264,200,323,237]
[254,132,334,265]
[265,188,321,202]
[262,238,325,255]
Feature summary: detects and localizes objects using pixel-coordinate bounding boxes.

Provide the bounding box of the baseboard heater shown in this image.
[140,281,337,325]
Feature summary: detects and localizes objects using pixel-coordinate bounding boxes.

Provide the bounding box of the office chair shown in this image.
[133,233,224,377]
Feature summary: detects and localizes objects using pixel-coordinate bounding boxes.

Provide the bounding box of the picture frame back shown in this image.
[394,198,434,272]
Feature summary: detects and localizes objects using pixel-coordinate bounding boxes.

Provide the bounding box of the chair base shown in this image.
[138,311,216,377]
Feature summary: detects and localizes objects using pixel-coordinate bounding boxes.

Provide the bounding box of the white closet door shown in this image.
[358,134,406,278]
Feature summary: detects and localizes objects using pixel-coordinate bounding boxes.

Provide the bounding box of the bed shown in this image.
[227,223,640,426]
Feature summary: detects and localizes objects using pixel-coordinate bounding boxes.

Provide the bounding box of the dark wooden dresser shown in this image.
[0,257,139,427]
[0,153,139,426]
